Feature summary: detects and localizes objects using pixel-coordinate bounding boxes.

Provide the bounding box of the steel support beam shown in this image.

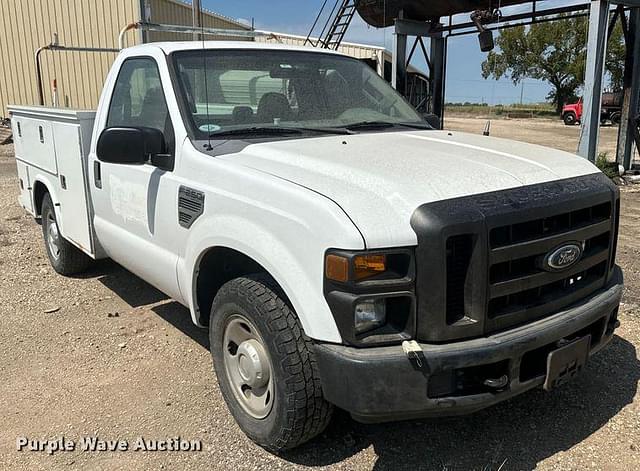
[617,8,640,169]
[430,34,446,126]
[192,0,202,41]
[578,0,611,161]
[392,20,408,95]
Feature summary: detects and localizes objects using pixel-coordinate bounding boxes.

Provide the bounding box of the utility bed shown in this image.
[9,106,98,257]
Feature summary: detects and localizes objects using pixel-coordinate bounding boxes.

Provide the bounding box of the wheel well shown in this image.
[33,181,49,216]
[195,247,267,327]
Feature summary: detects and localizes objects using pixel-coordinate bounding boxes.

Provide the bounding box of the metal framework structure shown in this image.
[35,23,272,108]
[385,0,640,169]
[305,0,359,49]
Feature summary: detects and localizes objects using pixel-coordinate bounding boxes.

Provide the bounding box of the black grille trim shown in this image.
[410,173,619,343]
[445,235,474,325]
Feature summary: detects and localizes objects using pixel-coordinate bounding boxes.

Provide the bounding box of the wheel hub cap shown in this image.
[47,214,61,260]
[236,339,270,388]
[223,316,275,419]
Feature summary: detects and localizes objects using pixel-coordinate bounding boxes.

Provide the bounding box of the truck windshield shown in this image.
[172,49,426,139]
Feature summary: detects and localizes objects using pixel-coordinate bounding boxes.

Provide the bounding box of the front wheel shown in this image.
[41,193,92,275]
[563,112,577,126]
[610,112,621,126]
[209,275,333,451]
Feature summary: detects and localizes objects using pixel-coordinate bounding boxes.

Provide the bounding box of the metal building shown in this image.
[0,0,250,117]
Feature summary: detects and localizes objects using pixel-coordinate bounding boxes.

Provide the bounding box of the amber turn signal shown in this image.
[354,254,386,280]
[325,254,349,282]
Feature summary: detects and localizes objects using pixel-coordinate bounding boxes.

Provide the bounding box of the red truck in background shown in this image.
[562,92,623,126]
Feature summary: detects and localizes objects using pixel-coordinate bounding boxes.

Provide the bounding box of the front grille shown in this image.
[485,202,612,331]
[411,173,620,342]
[445,235,474,325]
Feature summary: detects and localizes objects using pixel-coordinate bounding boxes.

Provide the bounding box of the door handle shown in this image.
[94,161,102,189]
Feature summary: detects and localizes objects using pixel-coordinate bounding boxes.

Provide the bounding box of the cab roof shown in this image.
[126,41,347,57]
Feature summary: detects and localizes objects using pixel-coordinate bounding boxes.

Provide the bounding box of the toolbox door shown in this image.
[15,161,34,214]
[52,121,93,255]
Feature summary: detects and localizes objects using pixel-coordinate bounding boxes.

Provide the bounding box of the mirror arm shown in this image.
[150,153,174,171]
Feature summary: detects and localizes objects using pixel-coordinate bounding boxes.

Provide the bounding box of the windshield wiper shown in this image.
[344,121,433,131]
[210,126,353,138]
[209,127,303,138]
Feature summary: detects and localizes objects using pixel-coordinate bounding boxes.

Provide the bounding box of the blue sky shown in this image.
[202,0,554,105]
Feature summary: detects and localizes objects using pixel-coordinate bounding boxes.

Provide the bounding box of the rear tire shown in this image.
[209,274,333,452]
[41,193,92,276]
[563,112,577,126]
[610,112,621,126]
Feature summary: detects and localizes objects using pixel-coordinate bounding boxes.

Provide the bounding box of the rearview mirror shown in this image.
[422,113,441,130]
[97,127,165,165]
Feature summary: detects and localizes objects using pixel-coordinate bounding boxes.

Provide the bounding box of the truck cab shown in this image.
[562,98,582,126]
[562,93,622,126]
[10,42,623,452]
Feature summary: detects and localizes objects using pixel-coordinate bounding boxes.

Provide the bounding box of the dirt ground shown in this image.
[1,118,639,471]
[445,114,631,160]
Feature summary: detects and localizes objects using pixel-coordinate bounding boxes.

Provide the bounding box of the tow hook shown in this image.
[483,375,509,389]
[402,340,424,368]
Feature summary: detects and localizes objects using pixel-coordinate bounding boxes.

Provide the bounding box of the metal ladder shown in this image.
[306,0,358,50]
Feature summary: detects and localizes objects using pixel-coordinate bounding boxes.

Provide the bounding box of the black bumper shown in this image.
[315,267,623,423]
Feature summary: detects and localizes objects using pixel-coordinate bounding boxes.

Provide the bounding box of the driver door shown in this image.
[89,55,182,300]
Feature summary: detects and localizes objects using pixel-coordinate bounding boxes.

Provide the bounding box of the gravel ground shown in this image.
[0,118,639,470]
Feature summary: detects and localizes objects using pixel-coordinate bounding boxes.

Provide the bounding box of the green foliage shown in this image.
[607,21,626,90]
[482,14,626,113]
[445,102,556,117]
[596,152,619,179]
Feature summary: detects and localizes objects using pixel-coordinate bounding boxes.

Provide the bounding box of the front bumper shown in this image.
[315,267,623,423]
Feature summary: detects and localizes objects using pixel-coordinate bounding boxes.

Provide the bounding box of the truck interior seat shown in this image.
[232,106,254,124]
[257,93,291,123]
[139,87,169,131]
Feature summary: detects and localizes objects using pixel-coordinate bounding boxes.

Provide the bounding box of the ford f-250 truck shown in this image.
[10,42,622,451]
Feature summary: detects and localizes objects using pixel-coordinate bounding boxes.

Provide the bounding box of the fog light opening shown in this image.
[354,298,386,334]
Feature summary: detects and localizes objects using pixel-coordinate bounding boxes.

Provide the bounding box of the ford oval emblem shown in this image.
[543,243,583,271]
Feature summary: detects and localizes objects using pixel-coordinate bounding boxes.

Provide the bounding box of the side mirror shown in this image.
[97,127,165,165]
[422,113,441,130]
[478,30,495,52]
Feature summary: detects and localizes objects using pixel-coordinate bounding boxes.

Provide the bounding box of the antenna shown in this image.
[201,16,212,151]
[483,120,491,136]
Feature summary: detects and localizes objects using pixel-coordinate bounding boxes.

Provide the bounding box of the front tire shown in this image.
[209,275,333,451]
[563,112,577,126]
[41,193,92,275]
[610,112,621,126]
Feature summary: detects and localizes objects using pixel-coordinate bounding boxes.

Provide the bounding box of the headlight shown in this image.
[354,298,386,334]
[325,251,409,283]
[323,248,416,346]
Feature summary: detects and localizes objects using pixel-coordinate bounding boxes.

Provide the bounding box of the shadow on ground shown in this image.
[93,261,209,348]
[91,263,639,470]
[152,301,209,349]
[92,259,169,307]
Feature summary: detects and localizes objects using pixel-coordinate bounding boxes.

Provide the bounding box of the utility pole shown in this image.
[192,0,202,41]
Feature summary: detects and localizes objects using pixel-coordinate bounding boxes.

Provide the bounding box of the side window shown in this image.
[107,58,171,138]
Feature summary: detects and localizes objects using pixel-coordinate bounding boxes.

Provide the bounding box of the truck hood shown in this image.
[226,130,599,248]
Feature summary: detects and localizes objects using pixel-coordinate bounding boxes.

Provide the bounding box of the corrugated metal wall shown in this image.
[0,0,140,117]
[0,0,251,117]
[147,0,250,42]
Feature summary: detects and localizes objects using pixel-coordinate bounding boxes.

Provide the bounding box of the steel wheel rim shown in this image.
[222,314,275,419]
[46,212,61,261]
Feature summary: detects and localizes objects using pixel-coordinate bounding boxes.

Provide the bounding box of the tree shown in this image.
[481,15,626,113]
[607,20,625,90]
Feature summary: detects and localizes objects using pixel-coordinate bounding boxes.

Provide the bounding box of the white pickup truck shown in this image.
[10,42,623,451]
